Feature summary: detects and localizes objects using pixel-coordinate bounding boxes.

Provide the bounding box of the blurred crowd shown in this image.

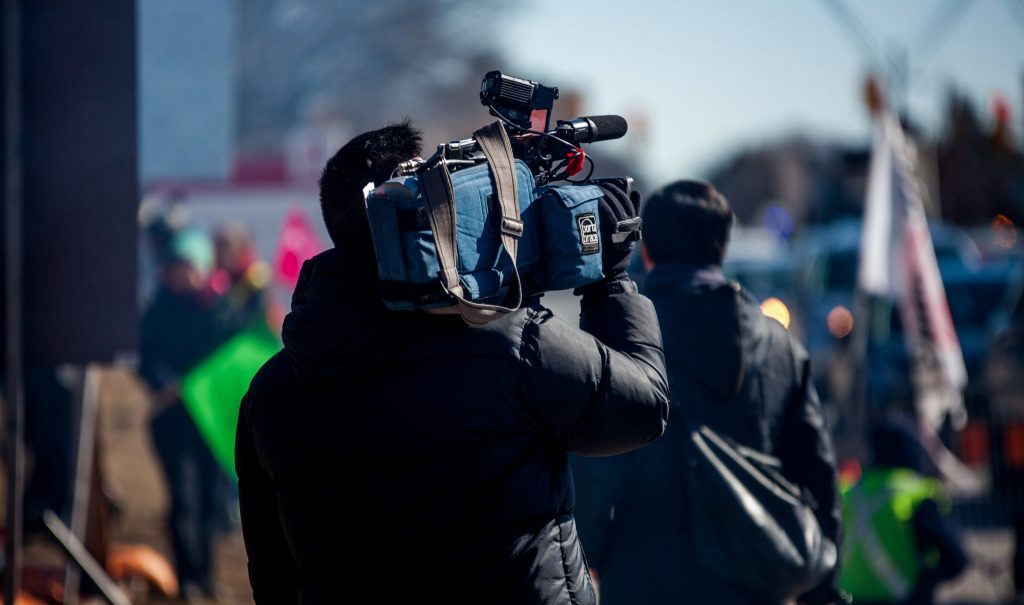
[136,204,279,601]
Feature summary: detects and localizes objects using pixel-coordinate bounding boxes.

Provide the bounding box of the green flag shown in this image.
[181,324,280,479]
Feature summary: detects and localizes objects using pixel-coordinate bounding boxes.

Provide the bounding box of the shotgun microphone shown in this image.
[554,115,628,144]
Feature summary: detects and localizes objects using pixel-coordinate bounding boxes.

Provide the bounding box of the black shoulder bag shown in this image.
[680,285,837,601]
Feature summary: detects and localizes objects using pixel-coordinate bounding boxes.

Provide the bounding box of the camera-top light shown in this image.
[480,71,559,132]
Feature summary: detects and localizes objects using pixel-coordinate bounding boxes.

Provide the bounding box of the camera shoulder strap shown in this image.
[420,164,462,299]
[420,121,524,326]
[474,121,524,262]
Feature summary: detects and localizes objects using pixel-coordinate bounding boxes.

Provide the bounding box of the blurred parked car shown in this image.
[980,260,1024,513]
[793,219,982,401]
[987,259,1024,415]
[867,261,1015,412]
[946,263,1017,399]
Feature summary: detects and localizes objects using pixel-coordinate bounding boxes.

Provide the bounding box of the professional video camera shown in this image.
[400,72,631,187]
[365,71,641,324]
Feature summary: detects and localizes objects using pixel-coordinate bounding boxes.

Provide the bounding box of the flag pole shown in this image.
[844,75,889,462]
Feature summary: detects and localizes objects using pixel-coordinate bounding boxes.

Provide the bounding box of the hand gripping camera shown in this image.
[365,72,641,325]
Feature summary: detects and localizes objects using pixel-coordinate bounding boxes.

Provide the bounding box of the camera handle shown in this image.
[590,176,643,250]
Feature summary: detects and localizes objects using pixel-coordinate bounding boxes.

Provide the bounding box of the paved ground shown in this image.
[937,528,1017,604]
[99,367,252,604]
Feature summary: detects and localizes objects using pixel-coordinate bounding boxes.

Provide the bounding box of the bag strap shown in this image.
[473,121,525,260]
[419,121,524,326]
[420,164,462,298]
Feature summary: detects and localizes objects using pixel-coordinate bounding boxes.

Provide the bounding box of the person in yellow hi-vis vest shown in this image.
[840,422,968,605]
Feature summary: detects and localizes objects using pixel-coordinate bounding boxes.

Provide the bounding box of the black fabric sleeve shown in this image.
[236,395,299,604]
[779,352,843,603]
[911,498,969,589]
[520,279,669,456]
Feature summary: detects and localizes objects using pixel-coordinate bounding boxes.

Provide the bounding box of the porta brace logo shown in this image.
[576,213,600,255]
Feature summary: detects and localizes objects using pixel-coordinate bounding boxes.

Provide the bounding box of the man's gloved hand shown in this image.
[594,181,642,279]
[575,181,642,297]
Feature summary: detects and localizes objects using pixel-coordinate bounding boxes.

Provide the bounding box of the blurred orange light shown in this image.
[992,214,1017,250]
[760,297,791,330]
[827,305,854,339]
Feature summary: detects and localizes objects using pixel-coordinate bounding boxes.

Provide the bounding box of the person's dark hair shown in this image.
[319,120,422,251]
[640,180,733,265]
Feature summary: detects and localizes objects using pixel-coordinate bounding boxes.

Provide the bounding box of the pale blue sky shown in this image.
[497,1,1024,185]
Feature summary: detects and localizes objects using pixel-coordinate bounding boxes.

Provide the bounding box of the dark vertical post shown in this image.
[19,0,138,595]
[21,0,138,365]
[9,1,137,600]
[2,0,24,601]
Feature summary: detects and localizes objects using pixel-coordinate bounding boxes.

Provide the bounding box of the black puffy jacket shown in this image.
[235,248,669,604]
[573,262,842,605]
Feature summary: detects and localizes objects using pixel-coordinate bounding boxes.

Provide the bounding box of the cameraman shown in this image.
[234,122,669,604]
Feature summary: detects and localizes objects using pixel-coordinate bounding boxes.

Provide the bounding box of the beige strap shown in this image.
[420,163,464,300]
[473,121,524,262]
[420,121,524,325]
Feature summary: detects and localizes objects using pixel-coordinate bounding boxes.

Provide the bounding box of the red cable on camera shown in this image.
[565,148,586,177]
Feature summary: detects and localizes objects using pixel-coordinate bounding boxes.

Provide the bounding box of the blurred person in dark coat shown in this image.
[573,180,842,604]
[234,122,670,604]
[139,228,233,602]
[23,366,74,528]
[839,422,968,605]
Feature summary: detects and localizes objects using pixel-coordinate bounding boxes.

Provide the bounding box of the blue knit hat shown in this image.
[166,228,214,275]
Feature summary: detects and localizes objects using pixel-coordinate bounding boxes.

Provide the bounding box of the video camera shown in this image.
[365,71,641,323]
[399,71,632,187]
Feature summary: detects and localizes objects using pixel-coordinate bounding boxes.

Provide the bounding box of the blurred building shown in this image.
[706,137,871,230]
[937,92,1024,226]
[706,89,1024,232]
[139,0,235,184]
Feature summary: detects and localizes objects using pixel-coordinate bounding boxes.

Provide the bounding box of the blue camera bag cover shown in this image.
[535,183,605,291]
[366,159,538,311]
[365,121,607,316]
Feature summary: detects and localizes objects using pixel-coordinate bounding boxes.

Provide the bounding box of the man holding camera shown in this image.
[234,122,669,604]
[574,180,842,604]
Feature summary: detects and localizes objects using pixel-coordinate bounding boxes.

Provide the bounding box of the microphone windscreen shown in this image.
[588,115,628,141]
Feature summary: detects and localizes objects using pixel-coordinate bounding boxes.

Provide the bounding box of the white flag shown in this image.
[857,110,968,427]
[858,116,894,295]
